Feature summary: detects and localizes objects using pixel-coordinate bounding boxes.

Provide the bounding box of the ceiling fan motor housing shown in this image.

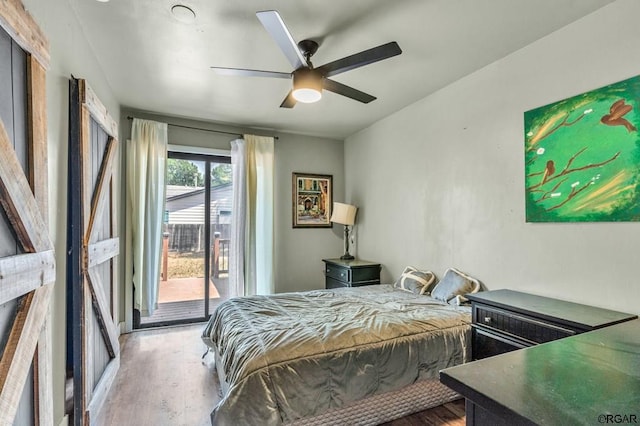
[298,39,319,62]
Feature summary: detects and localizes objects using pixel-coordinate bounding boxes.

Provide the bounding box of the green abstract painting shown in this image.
[525,75,640,222]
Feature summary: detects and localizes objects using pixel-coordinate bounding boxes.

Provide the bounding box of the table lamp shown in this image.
[330,202,358,260]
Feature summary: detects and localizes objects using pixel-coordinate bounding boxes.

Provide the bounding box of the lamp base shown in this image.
[340,225,355,261]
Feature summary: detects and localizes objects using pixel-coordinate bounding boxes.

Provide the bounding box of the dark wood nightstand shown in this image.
[322,258,381,289]
[467,289,637,360]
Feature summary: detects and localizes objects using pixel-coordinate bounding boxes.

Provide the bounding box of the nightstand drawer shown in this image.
[475,305,575,345]
[326,277,347,289]
[325,264,349,282]
[351,267,380,283]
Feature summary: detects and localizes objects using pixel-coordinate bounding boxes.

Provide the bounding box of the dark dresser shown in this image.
[441,319,640,425]
[467,289,637,360]
[441,289,637,426]
[322,258,381,289]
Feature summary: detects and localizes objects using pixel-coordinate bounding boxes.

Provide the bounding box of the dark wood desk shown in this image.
[440,319,640,425]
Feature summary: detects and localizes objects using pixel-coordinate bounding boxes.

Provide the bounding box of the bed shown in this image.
[202,267,480,425]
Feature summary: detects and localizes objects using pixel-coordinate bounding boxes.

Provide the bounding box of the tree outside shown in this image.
[167,159,231,188]
[167,158,203,186]
[211,163,231,187]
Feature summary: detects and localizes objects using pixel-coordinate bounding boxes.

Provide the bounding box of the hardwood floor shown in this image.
[94,324,465,425]
[94,324,217,426]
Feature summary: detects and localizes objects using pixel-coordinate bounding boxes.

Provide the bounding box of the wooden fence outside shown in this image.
[161,224,230,280]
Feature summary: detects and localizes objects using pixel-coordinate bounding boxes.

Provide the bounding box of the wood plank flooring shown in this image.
[93,324,465,425]
[93,324,217,426]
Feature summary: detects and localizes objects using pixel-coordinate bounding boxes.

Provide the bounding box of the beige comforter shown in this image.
[202,284,471,425]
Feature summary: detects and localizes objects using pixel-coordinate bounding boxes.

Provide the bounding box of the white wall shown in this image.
[21,0,120,424]
[274,134,346,293]
[345,0,640,315]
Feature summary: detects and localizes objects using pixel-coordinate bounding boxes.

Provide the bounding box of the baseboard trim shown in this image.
[58,414,69,426]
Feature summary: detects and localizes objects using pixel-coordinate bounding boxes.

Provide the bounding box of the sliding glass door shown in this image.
[137,151,232,328]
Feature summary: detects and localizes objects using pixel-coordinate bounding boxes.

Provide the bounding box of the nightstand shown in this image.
[322,258,381,289]
[467,289,637,360]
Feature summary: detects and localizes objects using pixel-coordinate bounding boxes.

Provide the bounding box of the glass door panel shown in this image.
[137,153,232,328]
[208,162,232,314]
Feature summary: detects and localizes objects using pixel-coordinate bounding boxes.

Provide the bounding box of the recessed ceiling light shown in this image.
[171,4,196,24]
[95,0,109,3]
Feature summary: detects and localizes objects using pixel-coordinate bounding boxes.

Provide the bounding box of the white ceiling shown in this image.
[69,0,615,140]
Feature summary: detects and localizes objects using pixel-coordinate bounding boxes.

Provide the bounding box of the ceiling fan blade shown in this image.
[323,79,376,104]
[256,10,307,70]
[280,91,297,108]
[211,67,291,79]
[316,41,402,78]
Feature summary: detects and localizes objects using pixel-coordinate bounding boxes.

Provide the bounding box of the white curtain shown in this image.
[229,135,274,297]
[127,118,168,316]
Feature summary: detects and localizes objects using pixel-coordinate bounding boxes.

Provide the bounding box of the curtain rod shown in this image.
[126,116,278,140]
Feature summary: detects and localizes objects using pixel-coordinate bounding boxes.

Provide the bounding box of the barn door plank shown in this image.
[34,305,52,426]
[85,354,119,422]
[0,284,53,423]
[27,54,53,426]
[0,250,55,305]
[86,268,119,357]
[81,82,117,137]
[87,238,119,268]
[86,136,117,244]
[0,119,51,252]
[80,106,92,233]
[27,56,48,220]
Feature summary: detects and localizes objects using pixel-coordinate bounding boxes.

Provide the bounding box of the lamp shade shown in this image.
[330,202,357,226]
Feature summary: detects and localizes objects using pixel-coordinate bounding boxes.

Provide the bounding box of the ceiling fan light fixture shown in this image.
[292,69,322,103]
[293,88,322,103]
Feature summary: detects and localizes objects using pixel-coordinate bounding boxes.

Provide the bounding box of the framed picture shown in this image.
[524,74,640,222]
[292,172,333,228]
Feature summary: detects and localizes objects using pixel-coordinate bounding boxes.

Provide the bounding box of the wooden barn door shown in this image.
[68,78,120,425]
[0,0,53,424]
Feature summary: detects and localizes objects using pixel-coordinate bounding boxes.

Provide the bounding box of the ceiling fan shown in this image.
[211,10,402,108]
